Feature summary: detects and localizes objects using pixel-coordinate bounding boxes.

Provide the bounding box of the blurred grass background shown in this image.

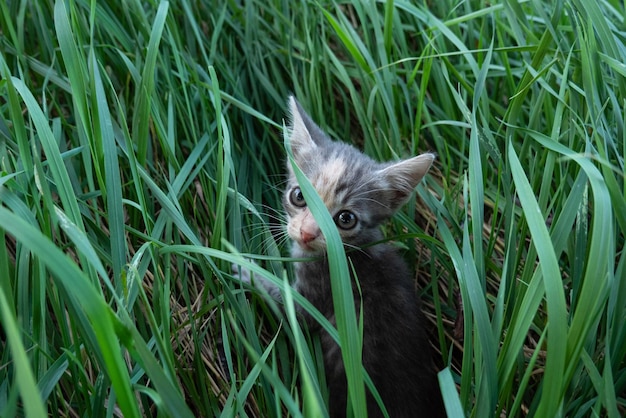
[0,0,624,416]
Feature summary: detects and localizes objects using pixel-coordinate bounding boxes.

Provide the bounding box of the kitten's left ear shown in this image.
[378,153,435,211]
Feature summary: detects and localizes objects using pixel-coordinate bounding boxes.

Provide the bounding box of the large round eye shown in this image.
[335,210,357,230]
[289,187,306,207]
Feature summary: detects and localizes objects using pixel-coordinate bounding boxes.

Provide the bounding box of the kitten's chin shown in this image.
[292,241,325,257]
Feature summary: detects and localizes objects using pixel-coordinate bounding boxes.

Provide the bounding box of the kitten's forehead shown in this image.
[288,140,380,212]
[311,156,348,205]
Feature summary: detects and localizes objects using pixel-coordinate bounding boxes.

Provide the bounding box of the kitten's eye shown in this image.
[335,210,357,230]
[289,187,306,207]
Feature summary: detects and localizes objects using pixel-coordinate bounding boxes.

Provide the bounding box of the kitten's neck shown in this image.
[290,230,385,260]
[291,242,388,271]
[293,242,402,309]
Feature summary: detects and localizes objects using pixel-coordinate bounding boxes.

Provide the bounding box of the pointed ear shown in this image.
[288,96,316,158]
[378,153,435,211]
[288,96,332,158]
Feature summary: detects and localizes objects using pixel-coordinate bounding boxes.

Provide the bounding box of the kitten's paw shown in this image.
[231,260,281,301]
[231,261,255,285]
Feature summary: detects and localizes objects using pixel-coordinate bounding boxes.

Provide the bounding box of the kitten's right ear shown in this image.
[288,96,317,157]
[288,96,331,160]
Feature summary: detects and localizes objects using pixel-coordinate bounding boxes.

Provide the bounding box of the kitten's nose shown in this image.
[300,229,319,244]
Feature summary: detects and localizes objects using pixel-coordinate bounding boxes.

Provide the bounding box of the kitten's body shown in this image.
[295,247,443,417]
[239,97,445,417]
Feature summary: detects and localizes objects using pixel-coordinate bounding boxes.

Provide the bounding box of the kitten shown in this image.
[236,97,445,417]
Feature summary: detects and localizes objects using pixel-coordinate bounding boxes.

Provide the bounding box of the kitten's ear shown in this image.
[378,153,435,211]
[288,96,328,158]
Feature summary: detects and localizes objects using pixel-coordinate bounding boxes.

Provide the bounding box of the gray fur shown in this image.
[285,97,444,417]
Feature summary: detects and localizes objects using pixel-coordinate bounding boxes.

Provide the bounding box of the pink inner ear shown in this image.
[390,188,411,205]
[377,153,435,211]
[288,109,316,160]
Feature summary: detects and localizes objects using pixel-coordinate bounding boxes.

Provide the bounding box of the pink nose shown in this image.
[301,229,318,244]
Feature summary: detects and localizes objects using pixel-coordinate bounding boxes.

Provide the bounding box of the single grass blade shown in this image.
[283,277,327,417]
[284,127,367,417]
[0,287,48,418]
[508,141,568,417]
[132,1,169,165]
[438,367,464,418]
[90,51,127,286]
[10,77,84,229]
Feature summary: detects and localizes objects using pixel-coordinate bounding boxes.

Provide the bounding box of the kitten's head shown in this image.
[284,96,434,256]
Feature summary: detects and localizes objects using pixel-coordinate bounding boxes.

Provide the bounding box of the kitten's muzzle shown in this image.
[300,229,319,245]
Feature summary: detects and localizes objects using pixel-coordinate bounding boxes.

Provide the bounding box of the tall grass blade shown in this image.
[132,1,169,165]
[508,142,567,416]
[0,288,47,417]
[285,129,367,417]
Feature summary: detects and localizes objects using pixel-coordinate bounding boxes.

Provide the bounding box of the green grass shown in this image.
[1,0,625,416]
